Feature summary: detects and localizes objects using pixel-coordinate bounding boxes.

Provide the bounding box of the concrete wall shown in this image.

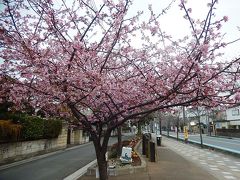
[70,129,89,145]
[0,124,67,165]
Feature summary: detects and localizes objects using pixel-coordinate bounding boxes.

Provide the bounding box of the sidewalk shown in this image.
[79,138,217,180]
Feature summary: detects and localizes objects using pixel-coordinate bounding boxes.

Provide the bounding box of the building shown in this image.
[179,105,240,137]
[225,106,240,129]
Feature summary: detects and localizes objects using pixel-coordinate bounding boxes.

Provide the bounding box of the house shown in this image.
[226,106,240,129]
[178,105,240,137]
[179,107,210,134]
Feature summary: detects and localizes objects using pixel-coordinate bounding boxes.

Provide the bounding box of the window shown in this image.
[232,109,240,116]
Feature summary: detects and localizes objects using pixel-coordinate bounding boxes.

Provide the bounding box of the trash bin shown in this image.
[156,135,162,146]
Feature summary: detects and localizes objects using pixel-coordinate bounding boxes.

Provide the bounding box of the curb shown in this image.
[63,159,97,180]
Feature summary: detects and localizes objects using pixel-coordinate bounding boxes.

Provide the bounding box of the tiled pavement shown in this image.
[162,137,240,180]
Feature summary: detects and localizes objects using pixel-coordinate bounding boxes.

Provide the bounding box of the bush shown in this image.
[6,112,27,124]
[109,148,118,159]
[0,120,22,142]
[0,112,63,142]
[43,119,62,138]
[21,116,45,140]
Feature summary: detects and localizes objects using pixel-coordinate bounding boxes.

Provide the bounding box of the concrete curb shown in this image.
[64,159,97,180]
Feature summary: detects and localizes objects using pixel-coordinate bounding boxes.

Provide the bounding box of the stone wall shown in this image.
[0,124,68,165]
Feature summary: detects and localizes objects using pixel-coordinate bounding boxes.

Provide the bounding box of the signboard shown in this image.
[120,147,132,163]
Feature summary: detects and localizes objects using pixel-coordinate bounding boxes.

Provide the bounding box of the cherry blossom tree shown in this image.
[0,0,239,179]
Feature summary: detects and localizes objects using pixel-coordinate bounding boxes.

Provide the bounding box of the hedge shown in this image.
[21,116,45,140]
[43,119,62,139]
[0,113,63,142]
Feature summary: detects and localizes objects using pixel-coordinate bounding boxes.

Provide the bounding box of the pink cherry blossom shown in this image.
[223,16,229,22]
[0,1,239,179]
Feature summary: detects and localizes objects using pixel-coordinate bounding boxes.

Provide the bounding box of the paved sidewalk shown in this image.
[79,137,217,180]
[163,137,240,180]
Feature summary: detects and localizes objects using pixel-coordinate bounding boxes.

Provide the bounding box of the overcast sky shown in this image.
[129,0,240,60]
[0,0,239,61]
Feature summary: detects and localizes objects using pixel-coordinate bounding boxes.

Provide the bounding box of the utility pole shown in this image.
[197,108,203,148]
[167,119,170,137]
[159,119,162,135]
[183,106,186,126]
[157,112,162,135]
[177,116,179,141]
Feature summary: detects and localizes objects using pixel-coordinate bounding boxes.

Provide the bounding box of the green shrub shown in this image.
[43,119,62,138]
[21,116,45,140]
[109,148,118,159]
[0,112,63,142]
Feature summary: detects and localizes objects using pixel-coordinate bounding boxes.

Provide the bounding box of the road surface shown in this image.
[0,134,133,180]
[161,131,240,154]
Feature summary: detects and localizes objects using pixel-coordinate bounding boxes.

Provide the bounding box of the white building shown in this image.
[225,106,240,129]
[179,107,211,126]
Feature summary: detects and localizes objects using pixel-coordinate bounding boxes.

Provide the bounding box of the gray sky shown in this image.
[0,0,239,61]
[129,0,240,60]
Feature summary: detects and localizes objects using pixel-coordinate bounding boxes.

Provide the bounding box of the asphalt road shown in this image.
[0,134,134,180]
[161,131,240,154]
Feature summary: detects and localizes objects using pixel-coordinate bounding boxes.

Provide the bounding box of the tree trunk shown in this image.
[137,122,141,135]
[97,152,108,180]
[91,129,112,180]
[117,126,122,157]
